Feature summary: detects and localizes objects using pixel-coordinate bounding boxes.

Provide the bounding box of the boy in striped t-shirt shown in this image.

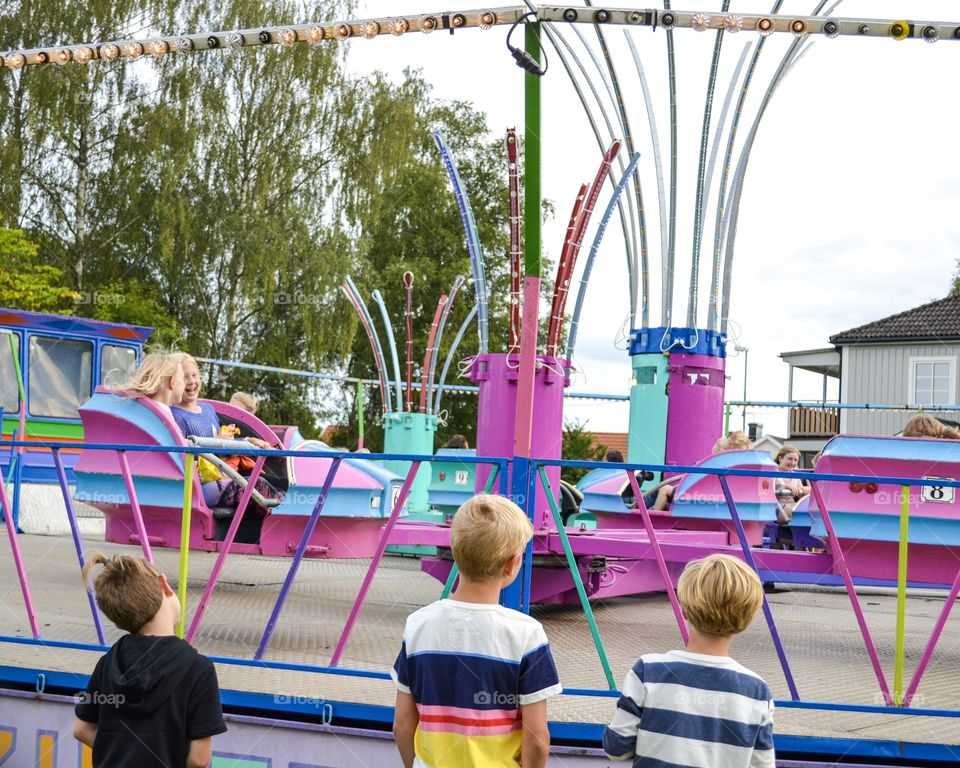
[604,554,775,768]
[391,494,562,768]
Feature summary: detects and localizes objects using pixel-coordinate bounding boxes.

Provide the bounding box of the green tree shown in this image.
[561,418,607,484]
[0,222,79,311]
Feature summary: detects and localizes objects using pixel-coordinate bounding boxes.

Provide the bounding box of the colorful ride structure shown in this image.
[74,389,407,558]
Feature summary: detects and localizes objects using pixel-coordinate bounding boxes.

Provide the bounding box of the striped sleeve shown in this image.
[749,698,775,768]
[603,660,645,761]
[391,640,411,694]
[517,628,562,705]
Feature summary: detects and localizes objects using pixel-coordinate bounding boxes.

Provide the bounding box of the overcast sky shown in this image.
[347,1,960,437]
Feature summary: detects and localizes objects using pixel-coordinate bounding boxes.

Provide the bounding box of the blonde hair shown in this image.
[81,553,164,633]
[117,351,183,399]
[774,445,800,465]
[725,431,751,450]
[902,414,960,439]
[230,391,258,414]
[677,554,763,637]
[450,494,533,580]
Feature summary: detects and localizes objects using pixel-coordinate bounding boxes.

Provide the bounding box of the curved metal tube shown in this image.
[701,41,752,268]
[625,31,667,328]
[567,151,642,364]
[434,304,478,417]
[686,0,732,329]
[584,1,649,327]
[548,23,639,323]
[720,1,834,333]
[707,1,786,332]
[404,271,415,412]
[427,275,465,414]
[663,0,678,329]
[420,296,447,413]
[433,130,489,354]
[506,128,522,351]
[371,289,403,413]
[342,280,389,414]
[549,140,622,358]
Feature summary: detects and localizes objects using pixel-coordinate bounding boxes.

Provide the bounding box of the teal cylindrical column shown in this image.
[627,352,669,467]
[382,411,437,516]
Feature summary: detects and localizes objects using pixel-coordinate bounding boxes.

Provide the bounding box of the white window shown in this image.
[909,357,956,407]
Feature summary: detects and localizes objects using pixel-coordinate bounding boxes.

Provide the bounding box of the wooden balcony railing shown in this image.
[789,406,839,437]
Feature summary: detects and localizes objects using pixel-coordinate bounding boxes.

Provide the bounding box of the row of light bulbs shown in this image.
[3,6,958,70]
[0,9,509,70]
[539,7,960,42]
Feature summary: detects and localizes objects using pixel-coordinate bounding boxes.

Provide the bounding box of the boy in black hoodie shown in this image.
[74,553,227,767]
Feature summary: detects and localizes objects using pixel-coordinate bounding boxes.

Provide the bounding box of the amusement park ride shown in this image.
[3,4,960,766]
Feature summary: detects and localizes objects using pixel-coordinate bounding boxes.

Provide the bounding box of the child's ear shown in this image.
[159,573,174,597]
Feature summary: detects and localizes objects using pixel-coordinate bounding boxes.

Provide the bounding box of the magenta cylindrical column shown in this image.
[471,353,567,528]
[665,353,726,466]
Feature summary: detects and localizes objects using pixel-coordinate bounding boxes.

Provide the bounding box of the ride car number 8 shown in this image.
[922,477,955,504]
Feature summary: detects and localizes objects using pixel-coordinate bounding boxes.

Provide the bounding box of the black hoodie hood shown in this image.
[103,634,198,715]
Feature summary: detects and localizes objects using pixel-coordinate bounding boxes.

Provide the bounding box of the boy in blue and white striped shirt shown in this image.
[604,554,775,768]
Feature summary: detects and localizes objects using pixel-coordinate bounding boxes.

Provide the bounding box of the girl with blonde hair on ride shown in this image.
[116,351,185,410]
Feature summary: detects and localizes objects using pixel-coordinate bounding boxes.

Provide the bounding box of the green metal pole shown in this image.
[894,484,910,705]
[724,401,731,436]
[524,21,541,280]
[538,466,616,689]
[176,456,195,638]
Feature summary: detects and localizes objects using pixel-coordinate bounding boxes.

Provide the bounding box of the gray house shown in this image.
[780,294,960,463]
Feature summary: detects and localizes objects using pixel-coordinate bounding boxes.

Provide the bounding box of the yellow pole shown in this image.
[894,483,910,705]
[177,456,195,638]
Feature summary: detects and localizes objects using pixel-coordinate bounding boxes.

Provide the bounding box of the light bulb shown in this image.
[822,21,839,39]
[307,26,324,45]
[100,43,119,60]
[756,17,774,37]
[723,14,743,33]
[336,23,352,40]
[7,53,25,69]
[692,13,710,32]
[74,46,94,63]
[392,18,409,36]
[227,33,244,49]
[420,16,437,33]
[176,38,193,52]
[790,19,808,36]
[54,48,71,64]
[279,28,296,46]
[479,12,495,30]
[150,39,169,57]
[123,42,143,58]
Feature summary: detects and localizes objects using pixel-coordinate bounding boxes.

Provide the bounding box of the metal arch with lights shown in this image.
[3,6,960,70]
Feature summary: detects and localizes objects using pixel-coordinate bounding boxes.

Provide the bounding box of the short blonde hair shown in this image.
[117,351,183,399]
[677,554,763,637]
[230,391,257,414]
[82,553,164,633]
[725,431,751,450]
[450,494,533,579]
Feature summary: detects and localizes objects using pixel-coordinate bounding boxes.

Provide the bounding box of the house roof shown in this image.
[830,294,960,345]
[589,431,629,457]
